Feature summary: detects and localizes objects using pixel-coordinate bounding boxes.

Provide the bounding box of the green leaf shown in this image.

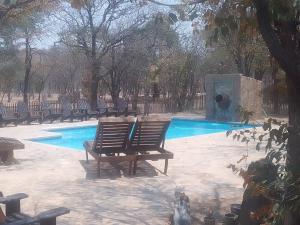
[256,143,261,151]
[226,130,232,137]
[220,25,229,36]
[169,13,178,24]
[233,133,237,140]
[259,134,264,142]
[189,11,198,20]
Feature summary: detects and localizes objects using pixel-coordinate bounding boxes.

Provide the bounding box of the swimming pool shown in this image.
[30,119,253,150]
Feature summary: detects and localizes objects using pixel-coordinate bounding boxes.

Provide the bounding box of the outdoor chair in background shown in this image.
[16,101,42,125]
[0,192,69,225]
[0,104,18,127]
[41,101,62,123]
[114,98,137,117]
[96,99,110,117]
[78,99,103,120]
[128,116,173,175]
[60,99,85,122]
[84,117,136,177]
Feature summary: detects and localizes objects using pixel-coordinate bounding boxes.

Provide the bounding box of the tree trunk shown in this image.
[273,78,279,114]
[90,76,99,110]
[111,89,120,108]
[284,75,300,225]
[109,47,121,108]
[270,58,280,114]
[89,58,100,110]
[252,1,300,224]
[23,35,32,105]
[7,91,11,103]
[286,76,300,177]
[132,87,139,111]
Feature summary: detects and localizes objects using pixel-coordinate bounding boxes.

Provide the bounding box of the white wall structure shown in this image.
[205,74,263,122]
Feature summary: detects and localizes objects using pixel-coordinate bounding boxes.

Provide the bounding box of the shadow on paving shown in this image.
[190,184,241,224]
[49,176,174,224]
[79,160,159,179]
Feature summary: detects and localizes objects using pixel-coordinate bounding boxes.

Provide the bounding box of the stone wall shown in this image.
[205,74,262,122]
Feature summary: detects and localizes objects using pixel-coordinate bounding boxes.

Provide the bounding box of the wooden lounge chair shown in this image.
[0,192,69,225]
[41,101,62,123]
[60,100,85,122]
[114,98,137,117]
[128,116,173,175]
[84,117,136,177]
[16,102,42,124]
[0,104,18,127]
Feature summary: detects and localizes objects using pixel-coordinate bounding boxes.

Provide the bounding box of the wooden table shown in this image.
[0,137,24,163]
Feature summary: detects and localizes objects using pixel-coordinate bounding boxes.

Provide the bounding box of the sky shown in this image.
[31,1,199,50]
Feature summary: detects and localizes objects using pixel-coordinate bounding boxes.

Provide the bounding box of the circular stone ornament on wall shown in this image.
[215,94,231,110]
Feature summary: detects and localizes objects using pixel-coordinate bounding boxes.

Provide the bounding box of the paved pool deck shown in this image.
[0,116,265,224]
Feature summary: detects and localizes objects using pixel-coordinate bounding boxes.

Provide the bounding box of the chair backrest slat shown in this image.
[77,99,88,110]
[97,99,107,114]
[61,99,72,117]
[116,98,128,112]
[93,117,136,154]
[129,117,170,151]
[17,101,28,118]
[0,104,15,118]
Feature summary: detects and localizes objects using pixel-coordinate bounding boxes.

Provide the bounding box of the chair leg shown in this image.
[164,159,169,175]
[97,158,100,177]
[85,150,89,162]
[133,160,137,175]
[40,218,56,225]
[129,161,133,175]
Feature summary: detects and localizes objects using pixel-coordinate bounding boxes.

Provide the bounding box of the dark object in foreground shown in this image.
[0,137,24,164]
[223,213,238,225]
[238,159,277,225]
[204,211,216,225]
[171,191,191,225]
[0,192,69,225]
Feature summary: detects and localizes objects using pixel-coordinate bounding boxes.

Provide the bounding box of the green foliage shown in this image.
[227,117,300,224]
[235,105,254,125]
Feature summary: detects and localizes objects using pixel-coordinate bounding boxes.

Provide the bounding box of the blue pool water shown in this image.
[30,119,253,150]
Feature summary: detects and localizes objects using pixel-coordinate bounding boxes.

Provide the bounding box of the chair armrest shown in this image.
[80,109,87,114]
[98,106,109,111]
[0,194,28,205]
[4,217,36,225]
[42,109,51,115]
[0,193,28,216]
[35,207,70,225]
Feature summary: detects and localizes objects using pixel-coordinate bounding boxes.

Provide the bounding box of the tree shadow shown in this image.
[79,160,159,180]
[190,184,241,224]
